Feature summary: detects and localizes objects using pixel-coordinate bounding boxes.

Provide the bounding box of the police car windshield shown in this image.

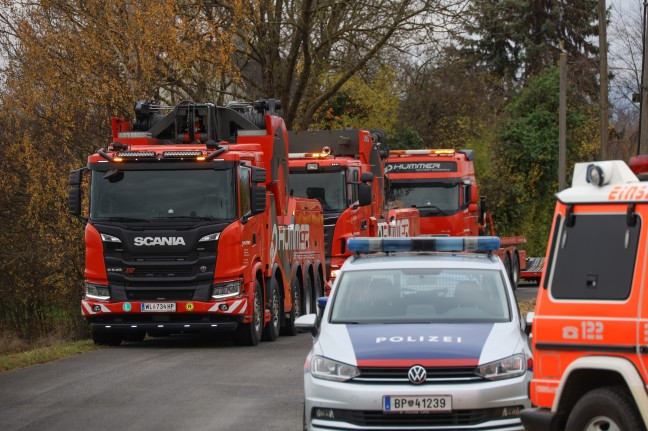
[331,268,510,323]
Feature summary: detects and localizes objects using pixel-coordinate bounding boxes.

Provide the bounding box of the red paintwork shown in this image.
[288,130,420,294]
[80,110,326,332]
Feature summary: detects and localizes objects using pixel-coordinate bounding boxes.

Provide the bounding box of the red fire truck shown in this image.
[385,149,542,287]
[68,100,326,346]
[287,130,419,293]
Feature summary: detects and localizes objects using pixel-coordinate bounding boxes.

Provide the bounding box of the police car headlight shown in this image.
[212,280,242,299]
[476,353,526,380]
[311,356,360,382]
[85,282,110,301]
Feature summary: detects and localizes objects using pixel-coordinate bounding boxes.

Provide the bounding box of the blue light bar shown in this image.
[346,236,500,253]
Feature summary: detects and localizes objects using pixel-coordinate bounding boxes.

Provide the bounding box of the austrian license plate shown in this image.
[383,395,452,413]
[140,302,176,312]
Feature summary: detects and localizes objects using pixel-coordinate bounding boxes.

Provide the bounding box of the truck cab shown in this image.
[287,130,419,292]
[521,160,648,430]
[385,149,480,236]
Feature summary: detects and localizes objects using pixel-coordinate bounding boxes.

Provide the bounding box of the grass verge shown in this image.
[0,339,99,372]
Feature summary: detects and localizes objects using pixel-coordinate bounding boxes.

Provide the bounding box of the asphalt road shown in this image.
[0,286,539,431]
[0,333,313,431]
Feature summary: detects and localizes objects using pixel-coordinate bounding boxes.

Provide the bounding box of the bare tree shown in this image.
[225,0,465,129]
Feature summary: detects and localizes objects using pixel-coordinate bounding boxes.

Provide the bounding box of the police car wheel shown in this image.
[232,280,263,346]
[92,330,122,346]
[565,386,644,431]
[261,278,280,341]
[281,277,301,336]
[302,403,307,431]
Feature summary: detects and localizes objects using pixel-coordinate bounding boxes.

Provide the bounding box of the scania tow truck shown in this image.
[68,100,326,346]
[287,130,419,293]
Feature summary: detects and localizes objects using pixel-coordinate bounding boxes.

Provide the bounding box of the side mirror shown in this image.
[68,188,81,216]
[317,296,328,310]
[524,311,534,336]
[295,314,318,337]
[468,203,478,213]
[251,167,267,184]
[358,183,372,207]
[360,172,374,183]
[68,168,86,218]
[250,186,267,215]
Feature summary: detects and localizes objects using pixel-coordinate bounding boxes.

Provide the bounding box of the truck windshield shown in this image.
[388,181,460,214]
[90,169,236,222]
[290,171,347,212]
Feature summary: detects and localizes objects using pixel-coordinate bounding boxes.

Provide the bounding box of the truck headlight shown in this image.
[211,280,242,299]
[311,356,360,382]
[476,353,526,380]
[199,233,220,242]
[85,282,110,301]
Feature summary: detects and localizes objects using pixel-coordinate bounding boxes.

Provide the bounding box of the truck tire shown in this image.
[232,280,263,346]
[503,252,513,288]
[261,277,280,341]
[314,267,324,298]
[565,386,645,431]
[302,273,313,315]
[281,277,302,336]
[510,251,520,290]
[92,331,122,346]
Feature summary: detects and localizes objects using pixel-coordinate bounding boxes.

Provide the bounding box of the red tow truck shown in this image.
[385,148,543,287]
[287,130,419,293]
[68,100,326,346]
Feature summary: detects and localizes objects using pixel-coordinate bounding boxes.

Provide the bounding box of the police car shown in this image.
[296,236,532,431]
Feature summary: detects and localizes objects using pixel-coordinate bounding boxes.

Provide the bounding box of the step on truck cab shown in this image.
[287,130,419,293]
[385,149,541,287]
[521,160,648,430]
[68,100,326,346]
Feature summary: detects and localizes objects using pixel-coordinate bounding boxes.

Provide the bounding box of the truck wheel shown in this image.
[281,277,301,336]
[302,273,313,315]
[232,280,263,346]
[92,331,123,346]
[565,386,645,431]
[123,331,146,343]
[261,278,280,341]
[510,252,520,290]
[314,268,324,298]
[503,253,513,288]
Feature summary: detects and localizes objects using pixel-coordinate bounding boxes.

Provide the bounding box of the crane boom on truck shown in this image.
[287,130,419,293]
[68,99,326,346]
[385,148,543,288]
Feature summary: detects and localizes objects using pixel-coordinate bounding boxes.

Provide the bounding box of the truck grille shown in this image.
[127,265,195,278]
[126,290,194,301]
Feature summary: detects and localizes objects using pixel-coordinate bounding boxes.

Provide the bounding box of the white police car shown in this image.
[296,237,532,431]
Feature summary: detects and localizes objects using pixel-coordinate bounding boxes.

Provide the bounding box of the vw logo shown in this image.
[408,365,427,384]
[200,266,207,273]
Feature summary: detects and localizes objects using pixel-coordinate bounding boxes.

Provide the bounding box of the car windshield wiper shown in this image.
[94,216,150,223]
